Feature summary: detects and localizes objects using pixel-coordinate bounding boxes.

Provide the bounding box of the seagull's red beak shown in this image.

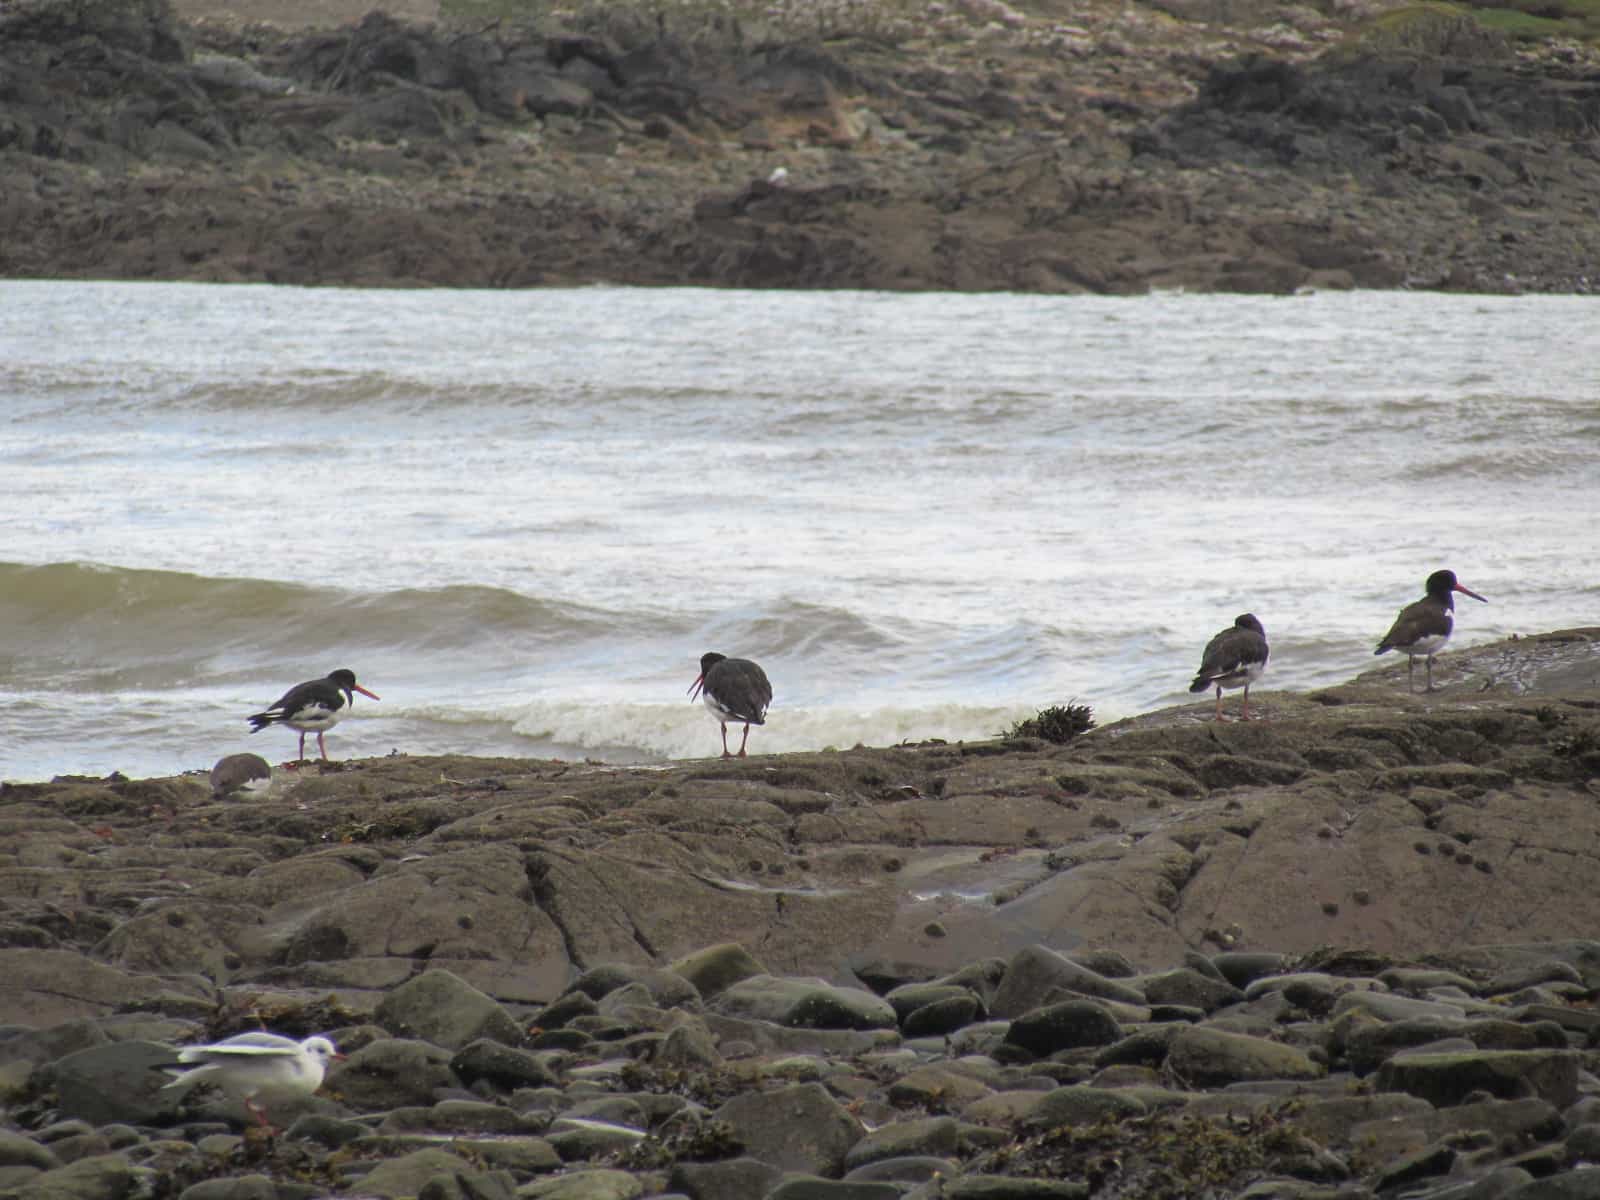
[333,1050,348,1061]
[353,684,380,700]
[687,673,706,702]
[1454,583,1488,604]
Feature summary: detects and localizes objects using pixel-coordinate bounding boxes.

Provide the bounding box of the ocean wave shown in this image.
[0,561,630,687]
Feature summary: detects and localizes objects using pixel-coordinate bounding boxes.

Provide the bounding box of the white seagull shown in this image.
[160,1032,344,1128]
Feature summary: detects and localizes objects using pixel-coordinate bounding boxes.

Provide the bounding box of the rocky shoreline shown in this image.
[3,629,1600,1197]
[3,0,1600,293]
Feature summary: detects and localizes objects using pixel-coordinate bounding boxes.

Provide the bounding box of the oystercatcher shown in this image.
[159,1032,344,1129]
[688,652,772,758]
[1189,613,1270,721]
[209,752,273,800]
[247,669,379,762]
[1375,569,1488,693]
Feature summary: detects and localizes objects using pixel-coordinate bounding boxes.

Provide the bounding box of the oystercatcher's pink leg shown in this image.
[737,724,751,757]
[719,723,732,759]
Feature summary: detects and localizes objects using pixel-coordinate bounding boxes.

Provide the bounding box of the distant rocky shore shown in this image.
[2,629,1599,1197]
[2,0,1599,292]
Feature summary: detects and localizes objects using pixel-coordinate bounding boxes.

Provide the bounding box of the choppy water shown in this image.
[2,281,1596,782]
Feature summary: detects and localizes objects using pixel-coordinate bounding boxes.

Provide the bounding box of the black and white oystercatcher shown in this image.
[1375,569,1488,693]
[1189,613,1270,721]
[688,652,772,758]
[209,752,273,800]
[247,669,379,762]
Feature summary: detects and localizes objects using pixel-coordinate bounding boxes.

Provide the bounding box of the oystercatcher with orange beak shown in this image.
[1375,569,1488,693]
[247,668,379,762]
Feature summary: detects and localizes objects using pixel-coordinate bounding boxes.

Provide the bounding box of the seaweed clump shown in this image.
[965,1108,1317,1199]
[1005,702,1095,744]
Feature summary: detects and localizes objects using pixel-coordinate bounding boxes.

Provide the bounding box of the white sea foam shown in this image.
[1,282,1596,782]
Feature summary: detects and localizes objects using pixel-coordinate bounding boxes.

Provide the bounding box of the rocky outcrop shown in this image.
[2,0,1598,291]
[2,630,1599,1196]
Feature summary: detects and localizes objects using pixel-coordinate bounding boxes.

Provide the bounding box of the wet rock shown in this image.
[842,1116,959,1169]
[903,994,981,1038]
[1375,1049,1581,1109]
[714,1082,863,1175]
[570,962,701,1009]
[330,1037,458,1110]
[1135,968,1246,1012]
[14,1152,153,1200]
[1212,952,1290,989]
[843,1155,955,1185]
[516,1167,645,1197]
[989,946,1147,1017]
[0,1130,58,1171]
[887,1064,995,1109]
[358,1147,472,1198]
[176,1176,281,1200]
[1019,1085,1147,1129]
[668,947,768,1004]
[1167,1026,1324,1087]
[764,1175,904,1198]
[884,983,982,1023]
[940,1178,1090,1198]
[1002,999,1122,1055]
[0,950,173,1026]
[49,1040,184,1127]
[655,1020,723,1069]
[451,1038,558,1090]
[375,969,525,1050]
[1501,1168,1600,1198]
[668,1156,783,1200]
[1349,1096,1564,1163]
[714,976,896,1031]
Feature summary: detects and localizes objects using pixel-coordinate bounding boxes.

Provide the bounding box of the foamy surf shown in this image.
[505,698,1038,762]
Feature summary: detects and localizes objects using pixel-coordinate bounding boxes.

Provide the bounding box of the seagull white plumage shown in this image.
[160,1032,344,1128]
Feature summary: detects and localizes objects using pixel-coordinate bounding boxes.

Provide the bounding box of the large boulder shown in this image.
[374,969,524,1050]
[713,1082,864,1175]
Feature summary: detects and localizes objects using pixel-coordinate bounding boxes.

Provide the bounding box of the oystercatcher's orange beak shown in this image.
[1454,583,1488,604]
[687,673,705,701]
[353,684,380,700]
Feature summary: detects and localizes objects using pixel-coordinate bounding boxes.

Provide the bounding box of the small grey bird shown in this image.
[159,1032,344,1129]
[1375,569,1488,693]
[247,669,379,761]
[1189,613,1270,721]
[209,752,273,800]
[688,652,772,758]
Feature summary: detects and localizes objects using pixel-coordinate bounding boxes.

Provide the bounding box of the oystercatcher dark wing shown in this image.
[688,651,772,758]
[1189,613,1270,721]
[247,668,379,762]
[1374,569,1488,693]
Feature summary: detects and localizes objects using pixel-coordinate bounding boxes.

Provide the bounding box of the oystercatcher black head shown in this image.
[1188,612,1270,722]
[247,669,380,763]
[1374,570,1488,693]
[688,651,772,759]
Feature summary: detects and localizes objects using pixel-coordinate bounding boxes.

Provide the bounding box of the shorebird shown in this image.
[247,669,379,762]
[1375,569,1488,693]
[1189,613,1270,721]
[159,1032,344,1129]
[209,752,273,800]
[688,652,772,758]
